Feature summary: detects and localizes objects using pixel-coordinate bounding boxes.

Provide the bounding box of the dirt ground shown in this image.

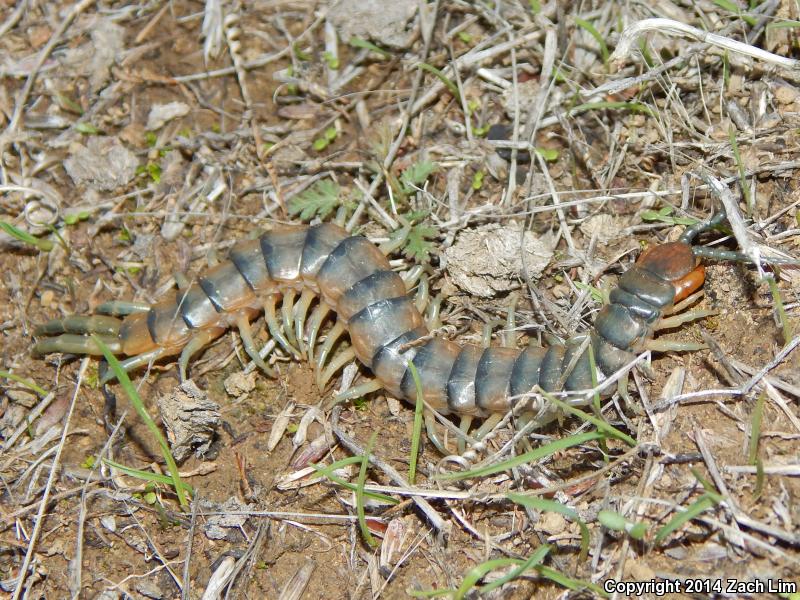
[2,1,800,598]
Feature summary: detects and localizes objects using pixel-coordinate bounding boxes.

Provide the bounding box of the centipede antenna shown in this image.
[679,210,728,244]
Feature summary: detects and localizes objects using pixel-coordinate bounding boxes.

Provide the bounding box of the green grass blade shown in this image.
[477,546,550,595]
[508,494,589,561]
[102,458,195,494]
[417,63,461,103]
[407,361,425,484]
[574,18,609,64]
[311,457,399,504]
[748,392,764,465]
[0,221,54,251]
[357,432,379,547]
[765,276,792,345]
[536,565,608,596]
[541,392,637,446]
[729,126,752,213]
[92,335,190,507]
[435,431,607,481]
[349,37,391,58]
[654,493,720,544]
[0,370,48,397]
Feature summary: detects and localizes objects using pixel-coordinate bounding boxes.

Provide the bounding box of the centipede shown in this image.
[32,211,744,449]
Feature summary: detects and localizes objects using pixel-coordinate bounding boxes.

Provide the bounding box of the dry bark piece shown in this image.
[63,136,138,191]
[156,380,220,462]
[443,224,555,297]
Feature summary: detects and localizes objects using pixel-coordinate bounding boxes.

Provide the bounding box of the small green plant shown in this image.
[136,162,162,184]
[574,17,609,64]
[471,170,484,190]
[399,160,438,198]
[75,122,101,135]
[312,126,338,152]
[349,37,391,58]
[322,51,339,69]
[404,221,437,261]
[598,509,648,540]
[93,335,191,507]
[288,179,342,221]
[417,63,461,103]
[640,206,697,226]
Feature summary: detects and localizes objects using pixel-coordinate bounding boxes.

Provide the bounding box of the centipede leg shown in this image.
[472,413,503,441]
[235,314,275,377]
[34,315,121,337]
[335,378,383,402]
[281,289,299,348]
[315,320,346,379]
[502,293,519,348]
[424,295,442,330]
[424,411,448,455]
[306,303,332,363]
[100,347,168,384]
[178,329,222,381]
[174,272,191,291]
[655,309,717,331]
[402,265,424,291]
[33,333,122,356]
[457,415,473,454]
[96,301,151,316]
[319,346,356,389]
[414,276,429,313]
[294,289,316,357]
[668,289,704,314]
[264,296,301,359]
[645,339,706,352]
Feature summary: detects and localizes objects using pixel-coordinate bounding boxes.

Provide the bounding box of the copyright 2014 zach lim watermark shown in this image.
[603,577,797,596]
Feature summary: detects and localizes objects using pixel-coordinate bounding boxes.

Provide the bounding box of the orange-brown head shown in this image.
[636,241,705,303]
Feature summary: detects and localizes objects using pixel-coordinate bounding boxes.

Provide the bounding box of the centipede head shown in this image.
[636,241,705,303]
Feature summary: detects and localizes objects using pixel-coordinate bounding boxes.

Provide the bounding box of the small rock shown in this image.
[40,289,54,307]
[202,497,253,540]
[224,370,257,398]
[146,101,190,130]
[534,511,567,535]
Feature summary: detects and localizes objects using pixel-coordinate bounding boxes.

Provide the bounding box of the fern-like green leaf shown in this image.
[404,223,437,261]
[288,179,341,221]
[400,161,438,195]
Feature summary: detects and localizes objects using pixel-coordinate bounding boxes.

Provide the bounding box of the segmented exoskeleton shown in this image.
[33,212,733,448]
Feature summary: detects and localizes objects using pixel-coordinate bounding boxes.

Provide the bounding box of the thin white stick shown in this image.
[610,18,800,73]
